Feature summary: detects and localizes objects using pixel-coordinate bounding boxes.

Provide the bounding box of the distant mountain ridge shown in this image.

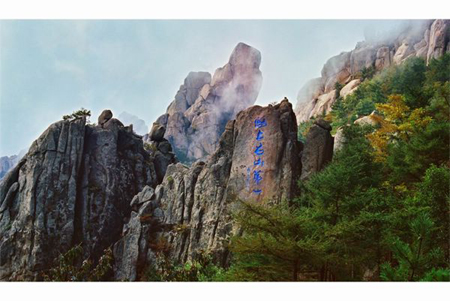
[0,149,28,181]
[294,19,450,123]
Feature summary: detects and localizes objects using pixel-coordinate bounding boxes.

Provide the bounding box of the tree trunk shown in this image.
[293,260,299,281]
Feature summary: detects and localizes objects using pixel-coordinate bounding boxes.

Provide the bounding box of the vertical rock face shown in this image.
[113,99,302,280]
[143,123,178,183]
[0,119,87,280]
[295,19,450,123]
[300,119,334,181]
[0,111,157,280]
[157,43,263,164]
[294,77,324,121]
[227,99,302,202]
[427,19,450,63]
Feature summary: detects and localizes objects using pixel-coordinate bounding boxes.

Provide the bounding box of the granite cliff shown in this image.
[113,99,334,280]
[0,111,161,280]
[295,19,450,123]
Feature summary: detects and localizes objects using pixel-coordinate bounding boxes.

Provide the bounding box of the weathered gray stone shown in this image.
[0,110,157,280]
[113,99,302,280]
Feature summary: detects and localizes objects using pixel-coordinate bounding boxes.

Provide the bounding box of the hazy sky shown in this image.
[0,20,405,157]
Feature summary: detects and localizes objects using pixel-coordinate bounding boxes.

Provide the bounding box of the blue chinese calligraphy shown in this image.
[254,143,264,156]
[254,118,267,129]
[253,189,262,195]
[249,116,267,197]
[253,170,263,185]
[256,130,264,141]
[254,157,264,167]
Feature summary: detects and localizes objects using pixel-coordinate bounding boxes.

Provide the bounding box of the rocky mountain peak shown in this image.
[0,110,158,280]
[112,98,339,280]
[156,42,263,164]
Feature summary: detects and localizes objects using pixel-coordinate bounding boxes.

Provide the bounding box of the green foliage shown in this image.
[221,54,450,282]
[228,199,326,281]
[380,213,447,281]
[425,53,450,85]
[360,65,376,81]
[144,142,157,153]
[331,55,450,129]
[355,98,376,116]
[144,250,224,281]
[166,175,174,184]
[228,120,449,281]
[297,120,313,143]
[43,245,113,281]
[334,82,344,99]
[63,108,91,122]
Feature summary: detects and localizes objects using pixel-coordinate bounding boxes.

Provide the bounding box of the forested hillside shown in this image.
[219,54,450,281]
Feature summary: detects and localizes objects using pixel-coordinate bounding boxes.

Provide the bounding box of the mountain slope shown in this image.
[295,19,450,123]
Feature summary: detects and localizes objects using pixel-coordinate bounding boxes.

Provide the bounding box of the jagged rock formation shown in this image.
[295,19,450,123]
[156,42,263,163]
[118,112,149,136]
[113,99,303,280]
[0,111,158,280]
[143,123,178,183]
[300,119,334,181]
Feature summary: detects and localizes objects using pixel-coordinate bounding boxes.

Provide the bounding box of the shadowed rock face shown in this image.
[143,123,178,184]
[295,19,450,123]
[0,111,157,280]
[157,42,263,164]
[300,119,334,181]
[113,99,303,280]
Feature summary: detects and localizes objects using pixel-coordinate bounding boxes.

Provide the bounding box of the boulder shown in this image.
[98,109,113,127]
[393,40,415,65]
[149,123,166,142]
[340,79,361,99]
[354,111,381,126]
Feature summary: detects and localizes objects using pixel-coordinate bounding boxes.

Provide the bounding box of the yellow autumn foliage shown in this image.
[367,94,433,162]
